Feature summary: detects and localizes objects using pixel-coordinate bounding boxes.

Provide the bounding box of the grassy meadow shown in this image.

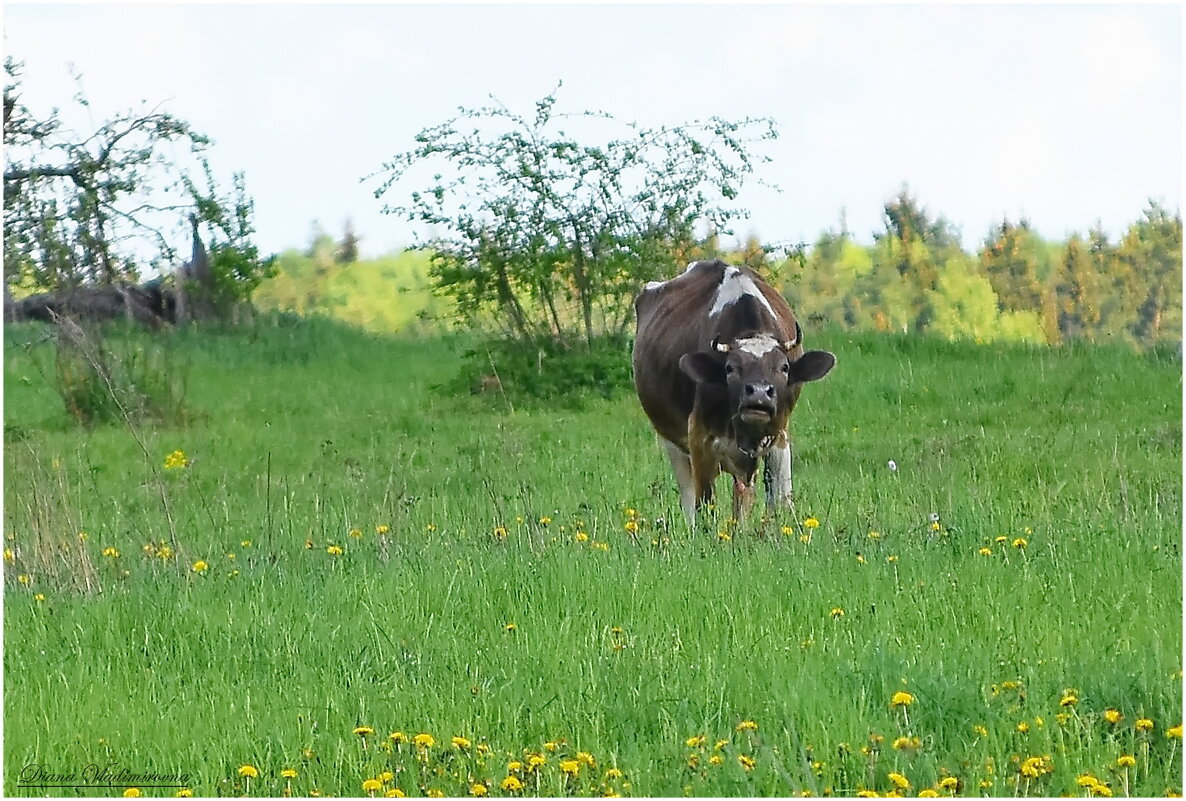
[3,316,1182,798]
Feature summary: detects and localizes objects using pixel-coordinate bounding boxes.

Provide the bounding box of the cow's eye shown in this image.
[780,362,790,373]
[725,363,735,375]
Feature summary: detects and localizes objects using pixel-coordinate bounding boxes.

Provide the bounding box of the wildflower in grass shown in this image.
[156,544,173,560]
[709,754,723,766]
[527,754,546,770]
[868,530,881,540]
[1116,755,1136,768]
[124,789,141,798]
[800,533,811,544]
[539,516,552,526]
[3,548,13,563]
[714,739,729,750]
[354,726,375,737]
[192,560,208,574]
[855,553,866,564]
[363,778,383,793]
[891,736,920,751]
[623,520,638,533]
[937,777,958,792]
[469,783,488,797]
[972,725,988,738]
[34,593,45,603]
[736,720,758,732]
[504,622,517,633]
[576,751,595,767]
[887,772,910,790]
[500,776,523,792]
[176,790,193,797]
[305,539,315,549]
[1077,774,1100,788]
[978,547,992,556]
[1012,537,1027,548]
[349,528,363,539]
[389,731,405,743]
[426,790,443,797]
[1016,721,1030,733]
[995,536,1007,544]
[1168,724,1183,739]
[593,541,610,551]
[376,524,390,535]
[686,735,706,748]
[803,516,820,528]
[493,525,508,540]
[575,532,589,543]
[1136,718,1155,732]
[918,790,939,798]
[781,526,794,536]
[856,790,879,797]
[378,771,393,783]
[717,530,732,542]
[238,765,259,778]
[424,524,436,532]
[507,761,523,773]
[887,555,898,563]
[890,691,914,708]
[413,733,435,749]
[560,759,580,776]
[452,736,471,749]
[326,545,343,556]
[1104,708,1123,724]
[164,450,188,470]
[738,754,756,771]
[544,741,559,752]
[606,768,623,780]
[930,521,941,531]
[1060,692,1078,707]
[831,607,845,618]
[887,460,898,472]
[281,769,298,779]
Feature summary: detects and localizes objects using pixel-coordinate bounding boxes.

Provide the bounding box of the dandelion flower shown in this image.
[34,593,45,603]
[349,528,363,539]
[937,777,958,791]
[624,520,638,533]
[469,784,488,797]
[1012,538,1027,548]
[576,752,595,767]
[376,524,390,535]
[686,735,706,748]
[972,725,988,737]
[164,450,188,470]
[3,548,13,563]
[538,516,552,526]
[978,547,992,556]
[891,736,919,751]
[326,545,343,556]
[890,691,914,708]
[281,769,298,779]
[709,754,723,766]
[413,733,435,749]
[574,532,589,543]
[560,759,580,776]
[102,547,120,558]
[831,607,845,619]
[1168,724,1182,739]
[385,792,404,799]
[354,726,375,737]
[605,768,623,780]
[857,790,880,798]
[1116,755,1136,768]
[363,779,383,793]
[1016,721,1030,733]
[124,790,141,798]
[1104,709,1123,724]
[504,622,517,632]
[426,790,443,798]
[736,720,758,732]
[452,736,471,749]
[175,790,193,797]
[803,517,820,528]
[500,776,524,792]
[238,765,259,778]
[192,560,208,574]
[918,790,939,798]
[1060,692,1078,707]
[738,754,756,771]
[887,772,910,790]
[1136,718,1155,732]
[389,731,406,743]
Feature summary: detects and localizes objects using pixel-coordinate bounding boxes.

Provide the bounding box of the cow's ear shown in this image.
[679,351,727,385]
[789,350,835,383]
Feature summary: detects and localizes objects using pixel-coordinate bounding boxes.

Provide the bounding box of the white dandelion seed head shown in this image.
[887,460,898,472]
[929,512,940,523]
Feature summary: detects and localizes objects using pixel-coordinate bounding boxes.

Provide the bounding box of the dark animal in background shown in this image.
[632,260,835,524]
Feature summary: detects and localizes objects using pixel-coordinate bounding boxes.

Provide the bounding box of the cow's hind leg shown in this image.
[763,433,794,511]
[661,437,697,525]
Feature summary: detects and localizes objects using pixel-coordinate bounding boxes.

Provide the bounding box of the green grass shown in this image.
[3,317,1181,798]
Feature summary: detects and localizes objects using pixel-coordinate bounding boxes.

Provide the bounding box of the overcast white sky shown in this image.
[4,3,1183,259]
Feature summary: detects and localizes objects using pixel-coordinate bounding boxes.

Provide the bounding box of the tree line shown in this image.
[771,190,1181,349]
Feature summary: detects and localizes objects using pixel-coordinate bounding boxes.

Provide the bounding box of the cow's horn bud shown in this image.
[783,321,802,350]
[712,336,731,353]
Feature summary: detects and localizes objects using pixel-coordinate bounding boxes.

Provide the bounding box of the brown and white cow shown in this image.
[632,260,835,524]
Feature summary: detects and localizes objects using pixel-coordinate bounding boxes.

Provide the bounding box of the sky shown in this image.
[4,2,1183,261]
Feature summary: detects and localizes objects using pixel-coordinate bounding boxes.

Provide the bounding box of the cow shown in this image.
[632,260,835,525]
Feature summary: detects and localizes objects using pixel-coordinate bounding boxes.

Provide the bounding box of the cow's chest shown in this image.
[710,435,773,481]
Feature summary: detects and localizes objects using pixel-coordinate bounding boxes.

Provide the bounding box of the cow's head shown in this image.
[678,322,835,438]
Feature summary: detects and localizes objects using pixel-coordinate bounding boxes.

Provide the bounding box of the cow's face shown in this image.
[678,332,835,433]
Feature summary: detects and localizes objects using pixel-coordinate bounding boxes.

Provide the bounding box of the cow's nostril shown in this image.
[745,384,756,396]
[764,386,775,399]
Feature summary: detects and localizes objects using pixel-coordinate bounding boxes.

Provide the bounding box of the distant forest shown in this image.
[256,192,1181,349]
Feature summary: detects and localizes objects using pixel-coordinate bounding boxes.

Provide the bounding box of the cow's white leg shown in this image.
[661,437,697,525]
[763,437,793,510]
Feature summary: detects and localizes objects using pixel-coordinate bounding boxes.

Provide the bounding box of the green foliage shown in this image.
[2,322,1180,796]
[454,335,633,407]
[371,88,777,346]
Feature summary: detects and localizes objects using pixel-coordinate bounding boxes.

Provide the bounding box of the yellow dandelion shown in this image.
[831,607,845,618]
[736,720,758,732]
[354,726,375,737]
[1104,709,1123,725]
[1136,718,1155,732]
[593,541,610,551]
[856,791,879,798]
[803,516,820,528]
[326,545,343,556]
[469,783,488,797]
[1116,755,1136,768]
[34,593,45,603]
[918,790,939,798]
[781,525,794,536]
[349,528,363,539]
[686,735,706,748]
[504,622,517,632]
[164,450,188,470]
[1060,693,1078,707]
[561,759,580,776]
[1016,721,1030,733]
[124,790,141,798]
[238,765,259,778]
[413,733,435,748]
[389,731,406,743]
[575,532,589,543]
[376,524,390,535]
[714,739,729,750]
[281,769,298,779]
[709,754,723,765]
[543,741,558,752]
[500,776,523,792]
[891,736,919,751]
[538,516,552,526]
[717,530,732,542]
[426,790,444,798]
[192,560,208,574]
[887,772,910,790]
[363,779,383,793]
[890,691,914,707]
[972,725,988,737]
[930,521,941,531]
[452,736,471,749]
[3,547,13,563]
[978,547,992,556]
[868,530,881,539]
[937,777,958,791]
[1168,724,1183,739]
[887,554,898,563]
[378,771,393,783]
[738,754,756,771]
[624,520,638,533]
[994,535,1007,544]
[102,547,120,558]
[1012,537,1027,548]
[175,790,193,798]
[576,751,595,766]
[605,768,624,780]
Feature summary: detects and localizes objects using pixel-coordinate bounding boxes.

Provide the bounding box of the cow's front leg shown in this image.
[732,474,758,522]
[660,437,697,526]
[687,417,720,524]
[763,431,794,511]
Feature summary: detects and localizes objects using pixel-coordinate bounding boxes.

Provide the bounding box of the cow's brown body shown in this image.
[632,260,834,524]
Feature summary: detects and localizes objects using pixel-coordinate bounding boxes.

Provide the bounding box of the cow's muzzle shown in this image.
[738,383,776,421]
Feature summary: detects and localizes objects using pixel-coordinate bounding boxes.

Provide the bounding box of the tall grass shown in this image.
[3,318,1180,797]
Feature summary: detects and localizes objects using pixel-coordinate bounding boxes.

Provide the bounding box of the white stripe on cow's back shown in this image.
[709,266,777,318]
[736,334,781,357]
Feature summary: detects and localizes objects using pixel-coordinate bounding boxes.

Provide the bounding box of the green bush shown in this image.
[455,335,634,407]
